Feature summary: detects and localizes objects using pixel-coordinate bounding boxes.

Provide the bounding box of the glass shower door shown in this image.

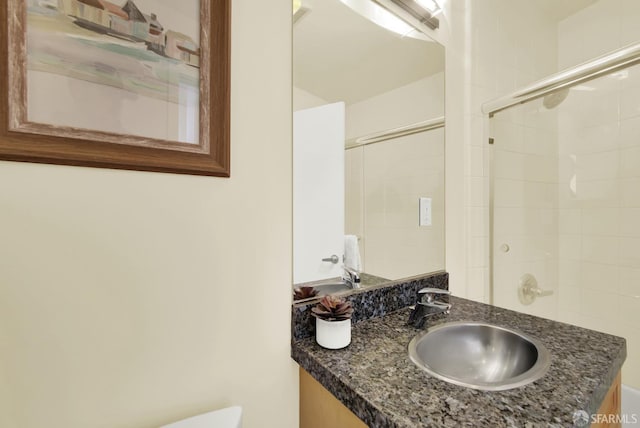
[490,62,640,388]
[490,97,559,321]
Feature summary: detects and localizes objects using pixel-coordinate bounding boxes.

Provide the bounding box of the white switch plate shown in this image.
[419,197,432,226]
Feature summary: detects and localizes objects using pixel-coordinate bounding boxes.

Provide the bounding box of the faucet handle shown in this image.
[343,266,361,289]
[418,288,450,304]
[418,288,450,295]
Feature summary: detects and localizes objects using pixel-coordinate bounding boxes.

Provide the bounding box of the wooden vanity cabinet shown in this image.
[300,368,366,428]
[592,371,621,428]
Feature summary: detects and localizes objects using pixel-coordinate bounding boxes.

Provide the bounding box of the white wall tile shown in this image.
[581,235,620,265]
[619,116,640,148]
[524,154,558,183]
[619,295,640,328]
[559,235,582,261]
[620,208,640,238]
[619,267,640,297]
[523,127,556,156]
[467,236,487,268]
[493,150,525,180]
[577,179,620,208]
[621,179,640,207]
[492,121,525,153]
[618,322,640,386]
[580,123,620,155]
[581,288,620,323]
[580,262,620,293]
[557,2,640,387]
[523,182,557,209]
[559,209,582,235]
[464,0,559,308]
[467,145,484,177]
[581,207,620,236]
[620,0,640,44]
[619,83,640,120]
[619,237,640,268]
[581,0,622,61]
[558,285,581,313]
[619,146,640,178]
[467,207,488,238]
[559,260,581,288]
[558,14,585,69]
[466,267,487,300]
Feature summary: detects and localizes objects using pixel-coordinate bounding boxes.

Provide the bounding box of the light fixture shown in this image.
[385,0,441,29]
[339,0,431,40]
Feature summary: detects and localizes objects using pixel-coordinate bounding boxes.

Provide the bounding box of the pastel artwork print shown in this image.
[25,0,201,144]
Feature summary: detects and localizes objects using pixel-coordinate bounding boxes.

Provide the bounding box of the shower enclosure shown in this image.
[485,43,640,395]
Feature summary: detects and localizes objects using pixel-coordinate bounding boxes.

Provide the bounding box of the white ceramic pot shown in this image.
[315,318,351,349]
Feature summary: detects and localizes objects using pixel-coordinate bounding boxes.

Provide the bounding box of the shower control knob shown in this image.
[499,244,510,253]
[518,274,553,305]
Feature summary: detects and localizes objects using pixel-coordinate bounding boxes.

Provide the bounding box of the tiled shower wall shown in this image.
[345,74,445,279]
[485,0,640,388]
[463,0,559,301]
[556,0,640,388]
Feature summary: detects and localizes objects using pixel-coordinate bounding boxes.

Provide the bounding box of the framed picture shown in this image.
[0,0,230,177]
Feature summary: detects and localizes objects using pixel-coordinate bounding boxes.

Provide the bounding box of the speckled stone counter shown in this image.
[292,295,627,427]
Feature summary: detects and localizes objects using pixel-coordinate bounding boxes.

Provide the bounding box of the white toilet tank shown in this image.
[160,406,242,428]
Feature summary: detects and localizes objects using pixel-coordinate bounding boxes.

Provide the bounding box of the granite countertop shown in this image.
[292,296,627,427]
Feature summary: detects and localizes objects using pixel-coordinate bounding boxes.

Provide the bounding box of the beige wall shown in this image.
[345,73,445,140]
[292,86,328,111]
[0,1,297,427]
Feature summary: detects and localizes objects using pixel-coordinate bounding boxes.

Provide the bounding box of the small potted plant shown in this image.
[293,286,318,301]
[311,295,354,349]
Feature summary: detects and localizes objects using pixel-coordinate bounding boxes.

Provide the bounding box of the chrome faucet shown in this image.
[343,266,361,289]
[407,288,452,329]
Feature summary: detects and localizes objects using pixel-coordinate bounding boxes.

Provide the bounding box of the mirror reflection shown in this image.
[293,0,445,301]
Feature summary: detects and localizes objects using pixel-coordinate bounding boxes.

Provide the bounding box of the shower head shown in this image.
[542,88,569,109]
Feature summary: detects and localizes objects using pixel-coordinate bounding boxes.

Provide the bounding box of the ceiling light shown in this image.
[386,0,440,29]
[339,0,431,40]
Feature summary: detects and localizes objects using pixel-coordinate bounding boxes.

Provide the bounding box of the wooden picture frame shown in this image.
[0,0,230,177]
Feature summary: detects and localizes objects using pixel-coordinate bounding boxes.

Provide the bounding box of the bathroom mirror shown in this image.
[293,0,445,299]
